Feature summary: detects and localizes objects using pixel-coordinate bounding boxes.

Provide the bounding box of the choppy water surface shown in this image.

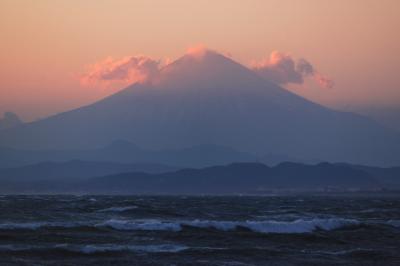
[0,195,399,265]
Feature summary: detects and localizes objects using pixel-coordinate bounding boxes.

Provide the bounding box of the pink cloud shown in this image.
[80,55,161,88]
[80,48,334,90]
[185,44,209,59]
[185,44,232,59]
[252,51,334,88]
[252,51,303,85]
[315,73,335,89]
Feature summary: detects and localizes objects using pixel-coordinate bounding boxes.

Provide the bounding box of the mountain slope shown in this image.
[0,141,257,168]
[0,160,176,182]
[0,112,22,131]
[0,160,177,193]
[344,164,400,186]
[0,51,399,166]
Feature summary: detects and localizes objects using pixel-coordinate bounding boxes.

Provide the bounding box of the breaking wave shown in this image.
[0,222,86,230]
[96,206,138,212]
[98,218,360,234]
[99,219,182,232]
[0,244,188,254]
[0,218,367,234]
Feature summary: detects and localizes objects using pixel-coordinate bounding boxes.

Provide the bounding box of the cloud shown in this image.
[80,49,334,90]
[252,51,334,88]
[80,55,162,88]
[186,44,209,58]
[297,58,335,89]
[185,44,232,59]
[296,58,315,76]
[314,73,335,89]
[252,51,303,85]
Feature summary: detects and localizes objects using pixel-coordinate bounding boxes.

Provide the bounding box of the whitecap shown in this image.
[0,222,47,230]
[184,218,359,233]
[98,218,360,234]
[0,244,188,254]
[0,221,89,230]
[97,206,138,213]
[67,244,188,254]
[301,248,374,256]
[98,219,182,232]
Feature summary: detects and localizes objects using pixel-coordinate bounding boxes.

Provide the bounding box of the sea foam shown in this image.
[98,218,360,234]
[98,219,182,232]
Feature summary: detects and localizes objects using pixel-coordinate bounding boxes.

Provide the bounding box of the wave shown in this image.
[0,217,379,233]
[98,218,360,234]
[387,220,400,227]
[97,206,138,212]
[0,221,89,230]
[64,244,188,254]
[302,248,375,256]
[0,222,46,230]
[0,244,188,254]
[99,219,182,231]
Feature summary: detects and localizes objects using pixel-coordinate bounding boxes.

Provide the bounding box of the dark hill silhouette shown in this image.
[340,164,400,187]
[0,160,177,193]
[82,162,380,194]
[0,160,176,181]
[1,161,398,194]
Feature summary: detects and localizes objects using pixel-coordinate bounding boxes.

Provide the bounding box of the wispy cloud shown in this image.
[252,51,334,88]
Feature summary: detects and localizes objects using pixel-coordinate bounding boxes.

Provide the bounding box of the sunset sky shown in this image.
[0,0,399,121]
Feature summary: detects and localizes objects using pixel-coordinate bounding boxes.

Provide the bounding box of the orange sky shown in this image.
[0,0,399,121]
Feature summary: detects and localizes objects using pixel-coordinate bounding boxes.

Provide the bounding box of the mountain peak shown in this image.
[156,49,271,91]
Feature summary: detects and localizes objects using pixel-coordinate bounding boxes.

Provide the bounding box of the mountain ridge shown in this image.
[0,159,399,194]
[79,161,396,194]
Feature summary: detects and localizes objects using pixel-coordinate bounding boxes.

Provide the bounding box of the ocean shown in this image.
[0,195,399,265]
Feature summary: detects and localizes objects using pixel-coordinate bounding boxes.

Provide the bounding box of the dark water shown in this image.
[0,195,399,265]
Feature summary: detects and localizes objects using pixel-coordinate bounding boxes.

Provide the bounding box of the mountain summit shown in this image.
[0,50,399,166]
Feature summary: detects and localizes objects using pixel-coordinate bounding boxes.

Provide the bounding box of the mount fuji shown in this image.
[0,50,399,166]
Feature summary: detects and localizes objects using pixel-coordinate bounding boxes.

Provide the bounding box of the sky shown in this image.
[0,0,399,121]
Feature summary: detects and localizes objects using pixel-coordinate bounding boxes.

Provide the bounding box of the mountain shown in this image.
[343,164,400,187]
[352,106,400,132]
[1,161,398,194]
[0,160,177,193]
[71,162,381,194]
[0,160,176,181]
[0,51,399,166]
[0,140,257,168]
[0,112,22,131]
